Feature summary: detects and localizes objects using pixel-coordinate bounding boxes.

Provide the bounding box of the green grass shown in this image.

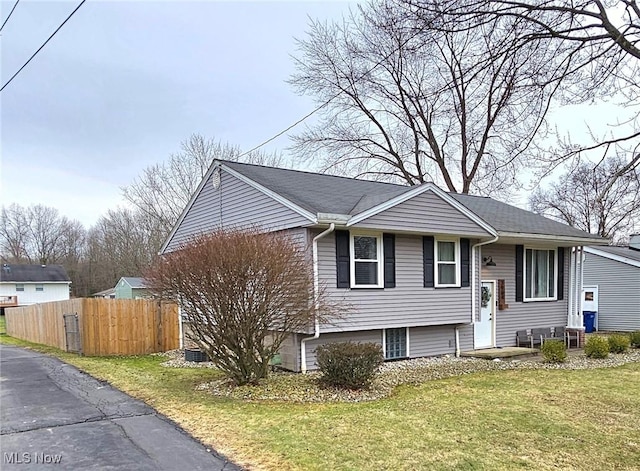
[2,333,639,470]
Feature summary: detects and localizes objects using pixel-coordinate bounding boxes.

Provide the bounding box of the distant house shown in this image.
[92,287,116,299]
[115,277,149,299]
[0,264,71,311]
[583,235,640,332]
[160,160,606,372]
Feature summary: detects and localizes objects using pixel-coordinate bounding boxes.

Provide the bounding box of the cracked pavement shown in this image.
[0,345,241,470]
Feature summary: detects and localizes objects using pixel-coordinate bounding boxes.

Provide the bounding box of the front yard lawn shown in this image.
[2,335,638,470]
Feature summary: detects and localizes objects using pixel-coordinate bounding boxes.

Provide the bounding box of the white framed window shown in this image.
[15,284,24,292]
[350,233,383,288]
[383,328,409,359]
[435,238,460,287]
[524,248,557,301]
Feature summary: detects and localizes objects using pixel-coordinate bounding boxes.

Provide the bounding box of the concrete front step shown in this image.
[460,347,540,360]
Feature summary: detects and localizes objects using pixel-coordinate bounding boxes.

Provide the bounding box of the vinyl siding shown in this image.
[583,253,640,331]
[479,244,569,347]
[409,325,456,357]
[316,231,473,332]
[302,330,382,371]
[164,169,311,252]
[354,191,490,237]
[0,282,70,306]
[274,332,299,372]
[296,326,460,371]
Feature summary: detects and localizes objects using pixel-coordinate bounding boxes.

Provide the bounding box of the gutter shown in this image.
[300,223,335,373]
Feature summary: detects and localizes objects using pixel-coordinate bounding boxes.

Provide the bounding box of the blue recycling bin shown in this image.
[583,311,596,333]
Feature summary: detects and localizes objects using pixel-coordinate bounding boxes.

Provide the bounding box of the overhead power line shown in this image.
[0,0,86,93]
[238,26,425,159]
[0,0,20,33]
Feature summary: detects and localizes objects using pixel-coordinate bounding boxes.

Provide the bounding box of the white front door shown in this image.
[474,281,495,349]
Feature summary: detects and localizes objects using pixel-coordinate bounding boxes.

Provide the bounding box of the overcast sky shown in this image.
[1,0,354,227]
[1,0,630,229]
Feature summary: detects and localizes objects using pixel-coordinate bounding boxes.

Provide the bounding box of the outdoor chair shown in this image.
[531,327,552,348]
[550,326,580,348]
[516,330,532,348]
[550,326,567,344]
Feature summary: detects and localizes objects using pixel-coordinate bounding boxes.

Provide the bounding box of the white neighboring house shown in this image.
[583,234,640,332]
[0,264,71,310]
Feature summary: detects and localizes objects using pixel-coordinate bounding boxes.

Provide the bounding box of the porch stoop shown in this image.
[460,347,539,360]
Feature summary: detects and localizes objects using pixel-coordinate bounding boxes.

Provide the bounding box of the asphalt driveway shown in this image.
[0,344,240,470]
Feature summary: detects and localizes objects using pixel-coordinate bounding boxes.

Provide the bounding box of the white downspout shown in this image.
[467,235,499,355]
[300,223,335,373]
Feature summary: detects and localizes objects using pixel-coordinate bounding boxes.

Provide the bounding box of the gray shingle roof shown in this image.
[122,277,146,288]
[449,193,604,240]
[224,161,412,215]
[221,161,604,241]
[0,264,71,283]
[588,246,640,263]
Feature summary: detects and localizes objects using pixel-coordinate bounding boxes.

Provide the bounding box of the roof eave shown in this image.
[584,247,640,268]
[497,231,609,246]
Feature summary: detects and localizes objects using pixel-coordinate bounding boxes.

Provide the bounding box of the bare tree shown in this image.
[146,229,339,385]
[85,207,158,292]
[1,204,30,261]
[290,0,564,195]
[530,156,640,242]
[407,0,640,178]
[122,134,285,236]
[1,204,85,266]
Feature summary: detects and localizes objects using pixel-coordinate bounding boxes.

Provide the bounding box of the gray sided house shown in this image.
[583,237,640,332]
[161,160,606,372]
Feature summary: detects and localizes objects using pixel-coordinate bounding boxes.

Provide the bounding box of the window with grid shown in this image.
[385,328,407,359]
[351,234,382,287]
[436,239,459,286]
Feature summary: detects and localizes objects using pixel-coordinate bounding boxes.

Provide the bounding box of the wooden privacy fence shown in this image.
[5,298,179,355]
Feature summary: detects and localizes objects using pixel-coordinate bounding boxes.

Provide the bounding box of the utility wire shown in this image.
[1,0,86,93]
[0,0,20,33]
[237,26,426,159]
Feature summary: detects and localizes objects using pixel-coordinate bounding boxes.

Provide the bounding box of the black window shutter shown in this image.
[383,233,396,288]
[557,247,564,300]
[423,236,434,288]
[460,238,470,288]
[335,230,350,288]
[515,245,524,302]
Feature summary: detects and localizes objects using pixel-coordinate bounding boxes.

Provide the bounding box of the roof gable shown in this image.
[0,264,71,283]
[349,185,494,237]
[585,246,640,268]
[120,277,147,289]
[162,160,605,246]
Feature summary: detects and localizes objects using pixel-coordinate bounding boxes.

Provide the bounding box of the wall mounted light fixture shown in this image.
[483,256,497,267]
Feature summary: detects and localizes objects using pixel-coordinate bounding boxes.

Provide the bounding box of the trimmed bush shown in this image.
[316,342,384,390]
[541,340,567,363]
[584,336,609,359]
[630,331,640,348]
[608,334,630,354]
